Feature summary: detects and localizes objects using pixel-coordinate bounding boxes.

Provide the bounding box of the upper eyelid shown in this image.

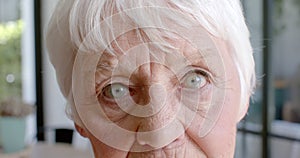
[96,67,216,88]
[178,66,210,78]
[182,69,210,81]
[99,82,129,94]
[100,84,130,103]
[179,67,219,87]
[191,69,210,77]
[96,76,132,88]
[188,66,218,82]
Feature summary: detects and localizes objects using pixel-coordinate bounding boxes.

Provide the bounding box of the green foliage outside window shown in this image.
[0,20,23,101]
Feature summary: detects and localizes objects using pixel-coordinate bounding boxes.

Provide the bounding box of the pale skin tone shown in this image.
[75,30,249,158]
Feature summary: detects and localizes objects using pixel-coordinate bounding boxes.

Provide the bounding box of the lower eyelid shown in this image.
[98,95,121,109]
[99,102,127,121]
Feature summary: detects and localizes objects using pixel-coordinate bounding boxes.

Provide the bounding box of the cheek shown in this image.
[185,40,242,157]
[184,86,239,157]
[194,88,240,157]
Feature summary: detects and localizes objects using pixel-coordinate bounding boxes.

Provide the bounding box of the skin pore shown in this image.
[74,29,247,158]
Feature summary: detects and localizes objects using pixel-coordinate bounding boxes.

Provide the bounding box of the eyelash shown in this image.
[97,69,212,102]
[183,68,212,81]
[191,69,210,79]
[181,69,211,87]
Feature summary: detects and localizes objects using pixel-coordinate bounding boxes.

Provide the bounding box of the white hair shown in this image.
[46,0,255,122]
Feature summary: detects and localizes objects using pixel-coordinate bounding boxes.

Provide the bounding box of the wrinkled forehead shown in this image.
[110,29,203,56]
[97,29,217,73]
[95,23,229,83]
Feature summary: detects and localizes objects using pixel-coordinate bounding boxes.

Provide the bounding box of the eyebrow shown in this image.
[183,48,223,79]
[96,51,118,71]
[183,49,207,66]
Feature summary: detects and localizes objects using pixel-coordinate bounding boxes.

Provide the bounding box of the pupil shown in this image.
[191,78,196,83]
[191,76,200,84]
[115,89,121,93]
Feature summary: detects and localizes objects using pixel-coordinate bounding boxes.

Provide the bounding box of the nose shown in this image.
[136,118,185,149]
[134,83,167,106]
[134,84,184,149]
[123,62,174,117]
[127,63,185,149]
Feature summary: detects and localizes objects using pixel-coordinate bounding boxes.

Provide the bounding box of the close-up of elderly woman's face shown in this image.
[46,0,255,157]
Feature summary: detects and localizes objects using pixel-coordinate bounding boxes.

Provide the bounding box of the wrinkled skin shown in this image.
[75,30,248,158]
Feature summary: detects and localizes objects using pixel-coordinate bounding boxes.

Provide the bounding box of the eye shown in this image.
[102,83,129,99]
[182,70,209,89]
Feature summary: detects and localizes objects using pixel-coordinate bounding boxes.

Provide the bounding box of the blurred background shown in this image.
[0,0,299,157]
[235,0,300,158]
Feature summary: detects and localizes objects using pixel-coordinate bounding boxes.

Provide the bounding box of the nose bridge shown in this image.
[136,62,172,84]
[136,82,166,105]
[134,62,179,129]
[134,62,169,105]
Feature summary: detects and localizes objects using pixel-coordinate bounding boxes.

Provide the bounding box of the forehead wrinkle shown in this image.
[160,35,209,68]
[181,37,214,68]
[96,30,219,80]
[185,51,206,66]
[109,29,144,56]
[96,30,144,70]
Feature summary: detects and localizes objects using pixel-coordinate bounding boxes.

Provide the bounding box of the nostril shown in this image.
[135,120,185,149]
